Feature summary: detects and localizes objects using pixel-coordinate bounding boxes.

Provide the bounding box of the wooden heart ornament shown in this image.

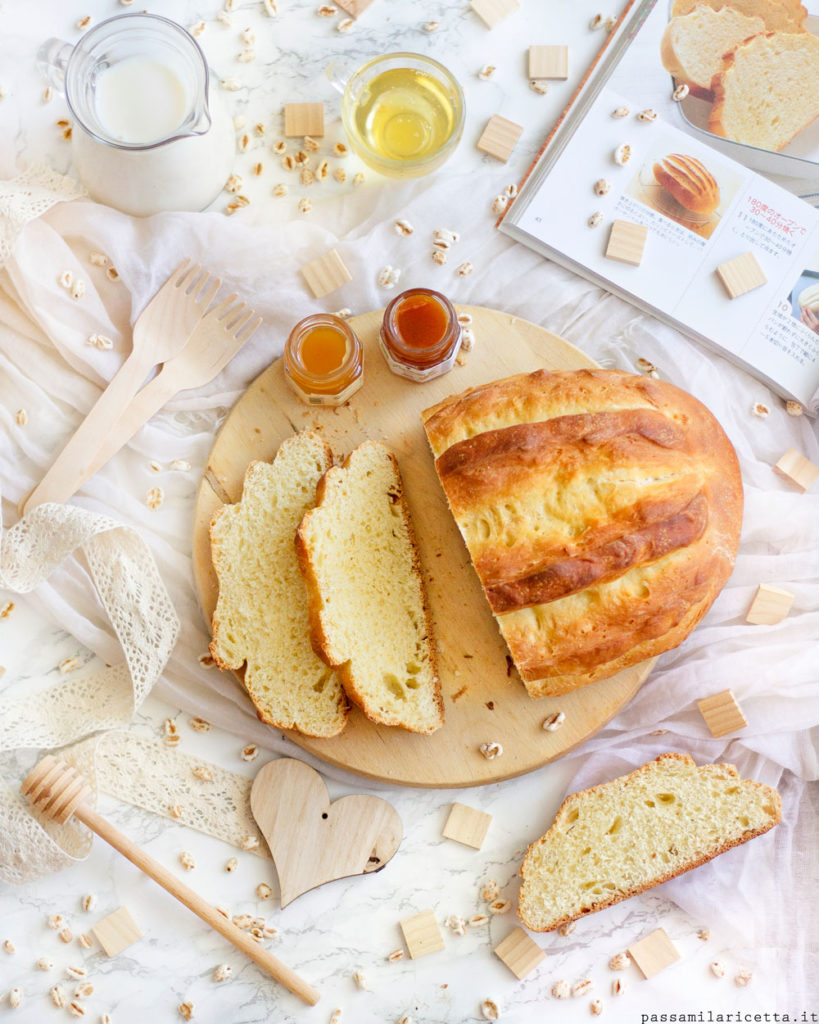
[250,758,403,907]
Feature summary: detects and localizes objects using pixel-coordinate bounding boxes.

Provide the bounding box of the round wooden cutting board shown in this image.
[192,305,655,788]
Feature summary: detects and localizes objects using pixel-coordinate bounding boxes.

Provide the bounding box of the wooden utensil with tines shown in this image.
[21,755,320,1006]
[72,295,262,488]
[21,260,221,516]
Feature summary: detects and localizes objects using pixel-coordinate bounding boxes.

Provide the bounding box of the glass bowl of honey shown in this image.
[284,314,364,406]
[331,53,465,178]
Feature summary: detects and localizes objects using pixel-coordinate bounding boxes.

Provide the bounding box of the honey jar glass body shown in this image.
[379,288,462,382]
[284,314,364,406]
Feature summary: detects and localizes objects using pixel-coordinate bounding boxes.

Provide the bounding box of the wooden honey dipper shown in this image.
[21,755,320,1006]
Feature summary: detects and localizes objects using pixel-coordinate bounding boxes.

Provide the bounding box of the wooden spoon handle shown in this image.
[20,353,153,516]
[74,803,320,1006]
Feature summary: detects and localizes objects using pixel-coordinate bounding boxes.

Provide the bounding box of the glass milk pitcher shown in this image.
[39,13,235,216]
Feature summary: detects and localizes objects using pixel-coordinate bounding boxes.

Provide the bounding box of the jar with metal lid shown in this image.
[283,313,364,406]
[378,287,461,382]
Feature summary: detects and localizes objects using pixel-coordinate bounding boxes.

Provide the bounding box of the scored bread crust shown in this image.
[652,154,721,213]
[422,369,743,698]
[518,753,782,932]
[709,31,819,152]
[296,441,444,735]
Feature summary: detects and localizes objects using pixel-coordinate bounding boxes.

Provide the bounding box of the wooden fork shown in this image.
[21,755,320,1006]
[81,295,262,482]
[20,260,220,516]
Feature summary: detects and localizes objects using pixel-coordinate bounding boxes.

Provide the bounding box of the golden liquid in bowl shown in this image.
[349,67,459,166]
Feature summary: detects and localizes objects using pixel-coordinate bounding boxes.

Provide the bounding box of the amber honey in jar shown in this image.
[379,287,461,382]
[284,313,364,406]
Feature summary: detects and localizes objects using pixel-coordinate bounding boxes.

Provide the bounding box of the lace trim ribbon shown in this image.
[0,500,180,885]
[0,164,85,268]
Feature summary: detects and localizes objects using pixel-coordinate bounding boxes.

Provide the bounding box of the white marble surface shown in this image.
[0,0,812,1021]
[0,595,784,1023]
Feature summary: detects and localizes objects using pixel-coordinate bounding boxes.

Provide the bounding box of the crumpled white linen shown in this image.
[0,167,817,997]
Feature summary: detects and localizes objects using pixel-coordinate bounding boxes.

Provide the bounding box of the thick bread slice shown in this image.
[209,430,349,738]
[660,7,766,97]
[518,753,781,932]
[709,31,819,151]
[670,0,807,33]
[296,440,444,735]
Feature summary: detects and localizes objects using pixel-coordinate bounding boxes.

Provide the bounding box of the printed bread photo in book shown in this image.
[422,369,743,698]
[662,0,819,154]
[518,754,782,932]
[209,430,350,738]
[660,6,767,98]
[669,0,807,33]
[709,30,819,152]
[296,439,444,735]
[652,153,721,213]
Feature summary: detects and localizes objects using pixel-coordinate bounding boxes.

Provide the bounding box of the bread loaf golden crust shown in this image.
[422,369,743,697]
[653,154,721,213]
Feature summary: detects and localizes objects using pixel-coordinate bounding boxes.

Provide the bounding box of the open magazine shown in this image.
[501,0,819,411]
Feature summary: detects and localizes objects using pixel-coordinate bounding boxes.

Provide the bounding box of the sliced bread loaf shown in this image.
[209,430,349,738]
[670,0,806,33]
[660,6,766,97]
[518,753,781,932]
[709,31,819,151]
[296,440,444,735]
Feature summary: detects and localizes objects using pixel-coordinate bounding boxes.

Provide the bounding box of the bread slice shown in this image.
[296,440,444,735]
[670,0,807,33]
[709,31,819,151]
[209,430,349,738]
[518,753,781,932]
[653,153,721,213]
[660,7,766,97]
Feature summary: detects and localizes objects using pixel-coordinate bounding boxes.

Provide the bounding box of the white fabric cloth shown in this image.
[0,167,817,997]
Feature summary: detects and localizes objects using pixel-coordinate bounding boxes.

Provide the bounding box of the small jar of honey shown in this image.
[379,287,461,382]
[284,313,364,406]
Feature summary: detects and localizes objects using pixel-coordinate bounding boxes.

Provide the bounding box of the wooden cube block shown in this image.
[477,115,523,162]
[470,0,520,29]
[696,689,747,738]
[605,220,648,266]
[399,910,445,959]
[773,448,819,492]
[494,927,546,979]
[442,802,492,850]
[284,102,325,138]
[627,928,680,979]
[300,249,352,298]
[715,252,766,298]
[91,907,143,957]
[529,45,569,79]
[745,584,794,625]
[335,0,376,16]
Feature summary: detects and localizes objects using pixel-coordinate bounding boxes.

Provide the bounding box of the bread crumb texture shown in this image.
[709,31,819,151]
[209,430,349,737]
[296,440,443,734]
[518,753,781,931]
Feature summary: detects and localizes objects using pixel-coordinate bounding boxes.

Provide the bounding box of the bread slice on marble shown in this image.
[518,753,781,931]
